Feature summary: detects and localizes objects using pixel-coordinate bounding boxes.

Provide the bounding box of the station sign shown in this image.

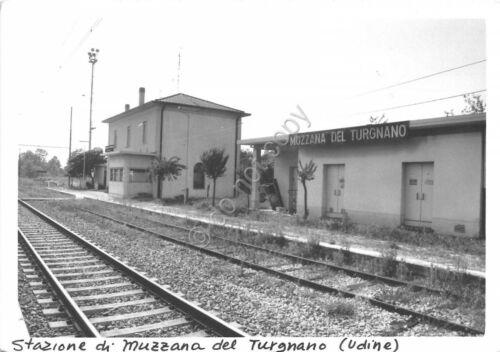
[287,121,410,147]
[105,145,115,152]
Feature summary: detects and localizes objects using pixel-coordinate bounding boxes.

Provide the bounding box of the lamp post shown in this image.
[87,48,99,151]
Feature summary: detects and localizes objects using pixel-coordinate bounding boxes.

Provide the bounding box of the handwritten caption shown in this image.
[11,338,399,352]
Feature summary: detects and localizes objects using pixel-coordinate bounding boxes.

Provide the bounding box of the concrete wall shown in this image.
[273,148,298,209]
[161,107,238,200]
[275,132,482,236]
[107,105,160,154]
[107,154,155,198]
[94,165,106,188]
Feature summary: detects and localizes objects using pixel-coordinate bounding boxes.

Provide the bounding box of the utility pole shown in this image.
[177,48,181,92]
[88,48,99,150]
[80,141,88,188]
[68,107,72,188]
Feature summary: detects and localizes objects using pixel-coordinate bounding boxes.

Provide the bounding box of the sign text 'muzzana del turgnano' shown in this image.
[287,121,410,147]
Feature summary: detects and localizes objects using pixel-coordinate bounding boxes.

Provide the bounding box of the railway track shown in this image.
[71,203,483,336]
[18,200,247,338]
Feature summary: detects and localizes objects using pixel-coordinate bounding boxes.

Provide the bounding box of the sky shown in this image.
[0,0,489,165]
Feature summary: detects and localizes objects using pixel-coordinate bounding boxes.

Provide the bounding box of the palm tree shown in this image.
[298,159,317,219]
[151,156,186,198]
[200,148,229,206]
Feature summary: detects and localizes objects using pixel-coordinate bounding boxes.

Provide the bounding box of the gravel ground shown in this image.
[24,200,469,336]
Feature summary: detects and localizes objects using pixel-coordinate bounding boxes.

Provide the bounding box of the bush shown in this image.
[380,247,399,277]
[296,235,322,259]
[194,200,211,210]
[274,233,287,248]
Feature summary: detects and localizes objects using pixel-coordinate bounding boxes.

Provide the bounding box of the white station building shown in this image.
[102,88,249,200]
[239,113,485,237]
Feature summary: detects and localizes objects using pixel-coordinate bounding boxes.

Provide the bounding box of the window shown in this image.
[110,168,123,182]
[113,130,117,146]
[142,121,147,144]
[129,168,151,183]
[193,163,205,189]
[126,126,131,147]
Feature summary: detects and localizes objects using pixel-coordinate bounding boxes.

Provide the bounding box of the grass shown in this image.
[294,235,323,259]
[375,286,420,305]
[427,259,485,308]
[18,177,70,198]
[203,202,484,257]
[354,224,484,256]
[323,301,356,317]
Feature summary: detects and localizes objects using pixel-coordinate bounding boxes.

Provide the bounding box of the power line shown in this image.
[349,89,486,116]
[349,59,486,99]
[19,144,68,149]
[58,17,103,71]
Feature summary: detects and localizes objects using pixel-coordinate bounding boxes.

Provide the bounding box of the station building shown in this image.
[239,113,485,237]
[102,88,249,200]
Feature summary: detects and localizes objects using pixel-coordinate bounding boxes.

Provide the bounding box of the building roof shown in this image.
[238,113,486,146]
[102,93,250,123]
[155,93,250,115]
[105,150,157,157]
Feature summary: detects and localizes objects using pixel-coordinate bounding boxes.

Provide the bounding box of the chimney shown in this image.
[125,104,130,111]
[139,87,145,106]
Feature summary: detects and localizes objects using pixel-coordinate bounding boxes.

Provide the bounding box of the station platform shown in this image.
[45,188,485,280]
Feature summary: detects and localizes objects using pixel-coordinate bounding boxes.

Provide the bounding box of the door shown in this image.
[403,163,434,226]
[288,166,298,213]
[325,164,345,216]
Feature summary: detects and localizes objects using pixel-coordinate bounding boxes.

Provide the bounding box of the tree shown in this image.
[369,114,387,124]
[66,148,106,185]
[46,156,63,176]
[18,149,48,178]
[35,149,48,161]
[237,148,275,208]
[200,148,229,206]
[239,149,274,184]
[150,156,186,183]
[444,94,486,117]
[462,94,486,114]
[298,159,317,219]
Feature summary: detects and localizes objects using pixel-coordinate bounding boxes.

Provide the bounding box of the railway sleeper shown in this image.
[79,297,157,313]
[72,289,145,302]
[89,307,171,324]
[100,317,190,337]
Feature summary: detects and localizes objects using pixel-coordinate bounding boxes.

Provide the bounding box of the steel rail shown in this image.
[68,196,484,286]
[18,228,100,337]
[82,208,445,296]
[79,207,484,336]
[18,199,248,338]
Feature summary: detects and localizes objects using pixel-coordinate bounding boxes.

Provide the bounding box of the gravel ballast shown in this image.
[60,199,484,332]
[21,199,467,336]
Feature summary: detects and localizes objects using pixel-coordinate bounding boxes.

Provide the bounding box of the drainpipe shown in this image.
[157,103,167,198]
[184,110,191,203]
[479,126,485,239]
[233,116,241,197]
